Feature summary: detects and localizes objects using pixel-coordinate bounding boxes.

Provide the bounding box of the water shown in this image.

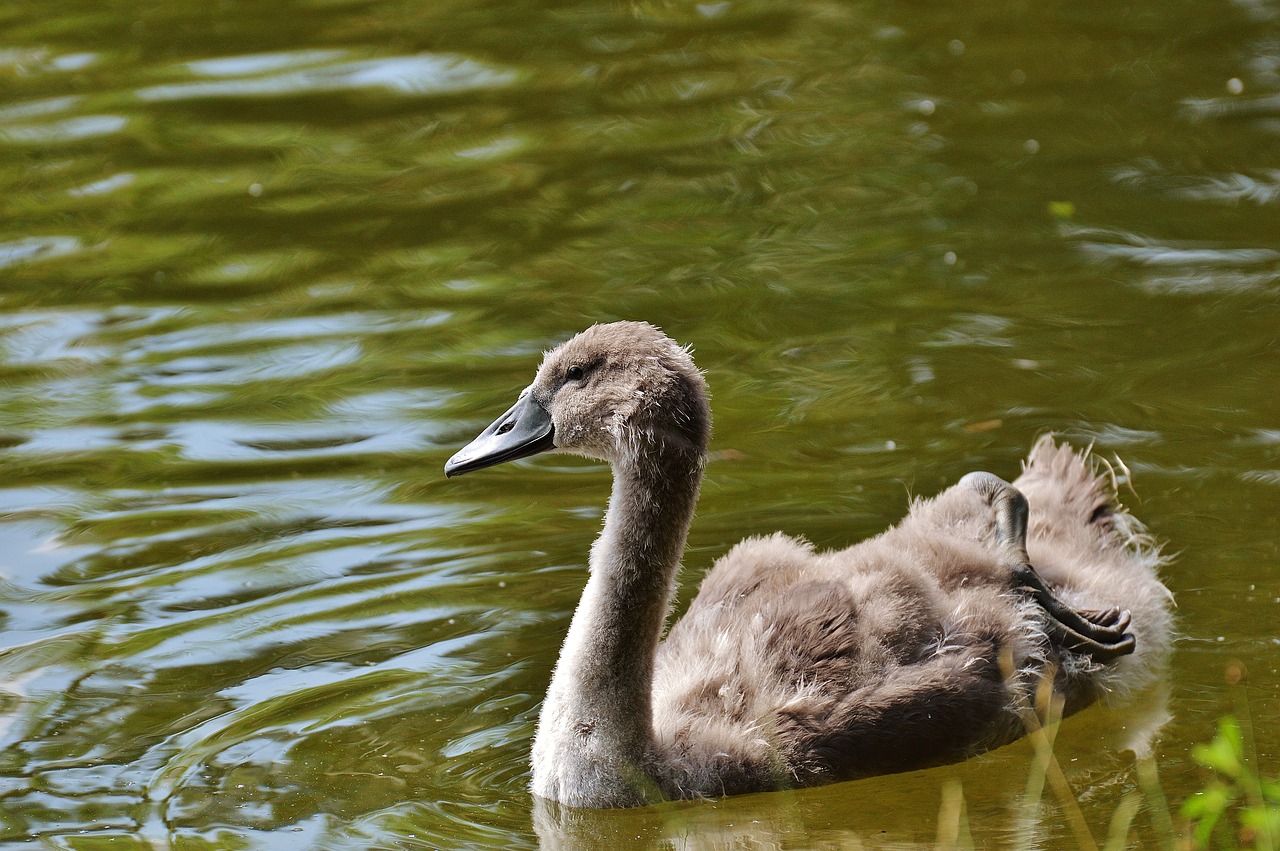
[0,0,1277,847]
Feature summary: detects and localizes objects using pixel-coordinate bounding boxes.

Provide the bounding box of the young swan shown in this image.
[445,321,1172,809]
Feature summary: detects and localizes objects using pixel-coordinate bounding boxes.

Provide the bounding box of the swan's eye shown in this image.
[567,365,585,381]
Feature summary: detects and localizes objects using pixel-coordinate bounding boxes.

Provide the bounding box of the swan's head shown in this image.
[445,321,710,476]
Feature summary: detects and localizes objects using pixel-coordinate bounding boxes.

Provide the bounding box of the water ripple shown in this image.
[1065,225,1280,293]
[1182,92,1280,122]
[1114,161,1280,204]
[0,95,81,122]
[136,52,519,102]
[1071,227,1280,267]
[0,237,83,270]
[0,115,127,144]
[0,49,99,75]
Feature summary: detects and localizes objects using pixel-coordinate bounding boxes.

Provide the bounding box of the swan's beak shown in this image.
[444,390,556,477]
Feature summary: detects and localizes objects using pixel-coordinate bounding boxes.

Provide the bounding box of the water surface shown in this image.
[1,0,1277,847]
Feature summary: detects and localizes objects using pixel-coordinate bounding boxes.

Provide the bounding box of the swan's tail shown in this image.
[1014,435,1174,712]
[1014,434,1157,554]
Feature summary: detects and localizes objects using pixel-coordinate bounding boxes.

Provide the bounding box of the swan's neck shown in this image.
[531,442,703,807]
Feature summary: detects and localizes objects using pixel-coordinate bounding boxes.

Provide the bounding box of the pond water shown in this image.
[1,0,1277,847]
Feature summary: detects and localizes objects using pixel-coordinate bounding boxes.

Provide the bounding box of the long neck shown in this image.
[530,441,704,807]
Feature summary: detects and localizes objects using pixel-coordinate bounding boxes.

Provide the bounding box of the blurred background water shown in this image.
[0,0,1277,847]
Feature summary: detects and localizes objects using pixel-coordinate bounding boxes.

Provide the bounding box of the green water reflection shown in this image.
[1,0,1277,846]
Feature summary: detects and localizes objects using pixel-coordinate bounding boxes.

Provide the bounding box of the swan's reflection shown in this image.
[533,677,1171,850]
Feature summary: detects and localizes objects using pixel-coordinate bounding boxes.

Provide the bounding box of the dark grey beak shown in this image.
[444,390,556,477]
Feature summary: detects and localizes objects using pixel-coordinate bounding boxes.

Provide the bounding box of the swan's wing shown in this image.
[774,640,1025,783]
[652,528,1039,791]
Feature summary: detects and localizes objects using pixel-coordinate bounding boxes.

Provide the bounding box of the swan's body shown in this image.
[445,322,1172,808]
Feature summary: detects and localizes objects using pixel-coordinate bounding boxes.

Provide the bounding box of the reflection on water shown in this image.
[0,0,1277,846]
[531,681,1174,851]
[137,52,519,101]
[1067,224,1280,295]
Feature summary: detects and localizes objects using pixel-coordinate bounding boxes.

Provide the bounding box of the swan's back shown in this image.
[649,435,1170,797]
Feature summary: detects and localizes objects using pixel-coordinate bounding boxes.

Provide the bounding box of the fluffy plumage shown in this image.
[445,321,1173,808]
